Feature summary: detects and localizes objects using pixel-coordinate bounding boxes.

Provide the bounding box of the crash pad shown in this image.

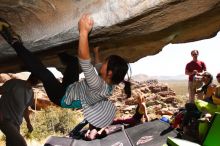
[44,120,178,146]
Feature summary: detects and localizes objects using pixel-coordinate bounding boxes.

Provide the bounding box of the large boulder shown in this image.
[0,0,220,72]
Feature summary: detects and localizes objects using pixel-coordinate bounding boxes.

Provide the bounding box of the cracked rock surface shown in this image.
[0,0,220,72]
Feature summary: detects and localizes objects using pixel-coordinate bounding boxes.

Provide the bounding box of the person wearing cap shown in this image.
[185,50,206,103]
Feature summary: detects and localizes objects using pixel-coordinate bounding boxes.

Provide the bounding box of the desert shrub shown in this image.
[0,132,5,145]
[20,106,83,141]
[163,80,188,96]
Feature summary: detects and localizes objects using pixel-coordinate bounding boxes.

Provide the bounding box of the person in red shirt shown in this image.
[185,50,206,103]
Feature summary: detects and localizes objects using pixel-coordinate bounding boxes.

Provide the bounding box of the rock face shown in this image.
[0,0,220,72]
[110,79,183,120]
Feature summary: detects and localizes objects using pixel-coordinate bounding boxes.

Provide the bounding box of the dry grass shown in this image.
[0,106,84,146]
[161,80,188,96]
[161,80,189,106]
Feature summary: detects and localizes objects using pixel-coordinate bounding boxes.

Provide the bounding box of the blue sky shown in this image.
[130,31,220,77]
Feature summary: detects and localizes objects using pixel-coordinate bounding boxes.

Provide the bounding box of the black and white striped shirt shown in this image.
[64,58,116,128]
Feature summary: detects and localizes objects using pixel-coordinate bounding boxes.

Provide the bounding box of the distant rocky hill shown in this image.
[131,74,150,82]
[152,75,187,81]
[132,74,187,82]
[132,74,188,82]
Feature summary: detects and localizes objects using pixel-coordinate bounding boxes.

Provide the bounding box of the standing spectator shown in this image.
[185,50,206,103]
[0,74,39,146]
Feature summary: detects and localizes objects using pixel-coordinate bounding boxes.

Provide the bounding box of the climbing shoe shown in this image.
[0,18,22,45]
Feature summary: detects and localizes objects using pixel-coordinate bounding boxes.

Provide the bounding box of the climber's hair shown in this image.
[105,55,131,98]
[123,80,131,98]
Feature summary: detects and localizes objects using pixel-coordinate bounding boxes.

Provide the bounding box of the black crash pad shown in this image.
[125,120,178,146]
[44,120,177,146]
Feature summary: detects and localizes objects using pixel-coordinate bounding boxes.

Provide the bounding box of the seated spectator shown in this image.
[212,73,220,105]
[194,72,220,115]
[196,71,216,103]
[112,95,149,127]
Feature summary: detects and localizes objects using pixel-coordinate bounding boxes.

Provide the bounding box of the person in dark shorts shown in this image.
[0,74,39,146]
